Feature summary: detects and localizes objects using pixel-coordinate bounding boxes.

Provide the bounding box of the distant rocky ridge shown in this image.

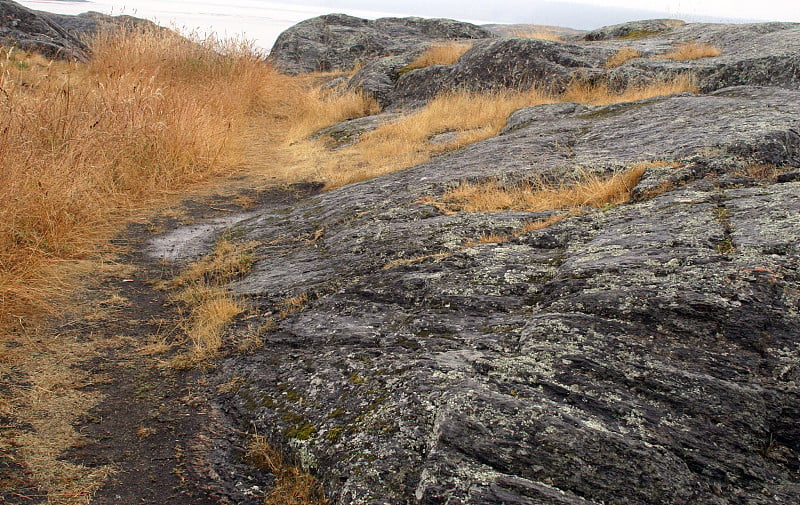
[168,13,800,505]
[0,0,162,61]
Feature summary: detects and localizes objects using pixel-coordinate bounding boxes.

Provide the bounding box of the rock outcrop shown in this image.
[268,13,495,74]
[44,11,163,39]
[153,83,800,504]
[270,15,800,108]
[0,0,162,61]
[0,0,88,60]
[149,15,800,505]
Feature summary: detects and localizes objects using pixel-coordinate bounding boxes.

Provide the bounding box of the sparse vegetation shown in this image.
[430,164,650,214]
[285,74,697,189]
[605,47,641,68]
[247,435,329,505]
[402,41,473,71]
[656,41,722,60]
[511,29,562,41]
[167,238,257,368]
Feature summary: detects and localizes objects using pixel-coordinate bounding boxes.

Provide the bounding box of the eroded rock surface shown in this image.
[178,82,800,504]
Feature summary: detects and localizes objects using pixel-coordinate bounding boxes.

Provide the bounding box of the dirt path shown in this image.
[68,184,323,505]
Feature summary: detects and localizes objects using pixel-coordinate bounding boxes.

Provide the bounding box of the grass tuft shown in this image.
[656,41,722,61]
[168,239,256,368]
[247,435,329,505]
[604,47,641,68]
[430,165,649,214]
[403,42,473,71]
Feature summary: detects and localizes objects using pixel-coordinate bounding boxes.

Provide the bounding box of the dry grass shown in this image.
[605,47,641,68]
[247,435,329,505]
[511,29,562,41]
[272,73,697,189]
[403,41,473,70]
[561,73,698,105]
[431,165,648,214]
[0,28,273,335]
[655,41,722,61]
[167,239,256,368]
[279,292,310,318]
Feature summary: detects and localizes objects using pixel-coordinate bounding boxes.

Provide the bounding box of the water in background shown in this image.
[17,0,412,52]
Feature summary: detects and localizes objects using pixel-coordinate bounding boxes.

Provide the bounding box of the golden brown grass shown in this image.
[247,435,329,505]
[403,41,473,70]
[560,73,698,105]
[167,238,256,368]
[0,29,267,334]
[511,29,562,41]
[292,74,695,189]
[431,164,649,214]
[605,47,641,68]
[655,41,722,61]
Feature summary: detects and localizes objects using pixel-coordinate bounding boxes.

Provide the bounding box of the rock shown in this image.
[342,19,800,107]
[43,11,164,39]
[166,84,800,504]
[581,19,686,41]
[0,0,88,60]
[310,112,403,150]
[268,13,494,75]
[389,38,611,106]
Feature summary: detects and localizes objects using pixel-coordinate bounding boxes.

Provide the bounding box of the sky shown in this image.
[18,0,800,51]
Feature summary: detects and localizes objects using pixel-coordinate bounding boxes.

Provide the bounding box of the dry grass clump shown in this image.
[561,73,697,105]
[656,41,722,60]
[168,238,256,367]
[511,29,562,41]
[605,47,641,68]
[248,435,329,505]
[433,165,648,214]
[279,292,311,318]
[403,41,473,70]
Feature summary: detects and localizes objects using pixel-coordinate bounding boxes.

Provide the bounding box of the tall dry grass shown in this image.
[0,27,365,333]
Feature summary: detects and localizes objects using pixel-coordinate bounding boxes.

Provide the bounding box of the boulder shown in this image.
[268,13,494,74]
[0,0,88,60]
[389,38,612,106]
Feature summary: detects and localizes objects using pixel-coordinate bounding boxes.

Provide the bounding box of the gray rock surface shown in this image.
[43,10,163,39]
[161,83,800,503]
[0,0,88,60]
[581,19,686,40]
[339,18,800,107]
[268,13,494,75]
